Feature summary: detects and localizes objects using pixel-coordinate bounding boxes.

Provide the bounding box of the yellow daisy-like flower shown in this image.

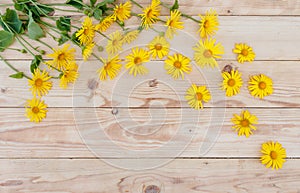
[82,42,95,61]
[59,62,79,89]
[25,97,47,123]
[198,9,219,38]
[164,53,191,79]
[113,1,132,22]
[28,69,52,97]
[106,31,123,55]
[193,38,224,68]
[95,15,115,32]
[221,69,243,97]
[261,141,286,170]
[76,17,95,45]
[47,44,76,70]
[125,47,150,76]
[97,55,122,80]
[122,30,140,44]
[231,110,258,137]
[148,36,170,59]
[233,43,256,63]
[139,0,161,29]
[165,9,184,39]
[185,84,211,110]
[248,74,273,99]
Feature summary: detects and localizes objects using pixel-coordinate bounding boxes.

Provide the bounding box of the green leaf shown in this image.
[0,30,14,52]
[93,9,102,20]
[28,13,45,40]
[9,72,24,79]
[90,0,97,7]
[58,35,70,46]
[0,8,23,34]
[170,0,179,11]
[30,55,42,73]
[56,16,71,32]
[66,0,83,9]
[14,3,25,11]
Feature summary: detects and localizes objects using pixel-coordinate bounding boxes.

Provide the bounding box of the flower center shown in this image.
[174,61,182,68]
[104,62,111,70]
[227,79,236,87]
[146,9,153,17]
[112,40,118,46]
[155,43,163,50]
[35,78,43,87]
[83,28,89,35]
[204,20,210,28]
[241,49,248,56]
[259,82,266,90]
[270,151,278,159]
[32,106,40,114]
[196,92,203,101]
[240,119,249,127]
[203,50,212,58]
[134,57,142,65]
[168,20,175,27]
[58,53,65,61]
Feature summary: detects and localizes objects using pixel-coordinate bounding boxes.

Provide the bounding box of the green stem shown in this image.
[0,55,31,79]
[3,47,22,52]
[116,20,125,31]
[46,62,62,72]
[17,35,39,52]
[129,0,143,9]
[92,53,104,63]
[0,4,14,7]
[96,30,111,40]
[35,38,53,50]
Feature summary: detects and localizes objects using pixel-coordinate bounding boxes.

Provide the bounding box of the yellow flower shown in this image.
[248,74,273,99]
[25,97,47,123]
[221,69,243,97]
[28,69,52,97]
[47,44,76,70]
[261,141,286,170]
[97,55,122,80]
[106,31,123,55]
[139,0,161,29]
[185,84,211,110]
[233,43,256,63]
[95,15,114,32]
[231,110,258,137]
[125,47,150,76]
[193,38,224,68]
[148,36,170,59]
[165,9,184,39]
[164,53,191,79]
[198,9,219,38]
[60,62,79,89]
[82,42,95,61]
[76,17,95,45]
[113,1,132,22]
[122,30,140,44]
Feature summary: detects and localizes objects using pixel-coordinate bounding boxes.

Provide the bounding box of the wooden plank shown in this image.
[0,107,299,158]
[1,16,300,60]
[0,159,299,192]
[1,60,299,108]
[3,0,300,16]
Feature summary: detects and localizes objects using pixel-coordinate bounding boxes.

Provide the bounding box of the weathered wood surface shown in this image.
[2,16,300,61]
[1,61,299,108]
[0,159,299,192]
[3,0,300,16]
[0,108,299,158]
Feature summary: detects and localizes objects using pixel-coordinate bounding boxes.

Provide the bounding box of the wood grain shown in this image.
[1,60,299,108]
[0,107,299,158]
[3,0,300,16]
[1,16,300,60]
[0,159,299,192]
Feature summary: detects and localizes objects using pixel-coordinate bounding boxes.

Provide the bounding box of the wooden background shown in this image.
[1,0,300,192]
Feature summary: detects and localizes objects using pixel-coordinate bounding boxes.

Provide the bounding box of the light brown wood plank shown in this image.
[0,159,299,192]
[3,0,300,16]
[0,108,299,158]
[1,16,300,60]
[1,60,299,108]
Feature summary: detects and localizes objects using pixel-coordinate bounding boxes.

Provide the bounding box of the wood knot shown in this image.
[111,108,118,115]
[222,64,233,73]
[144,185,160,193]
[148,79,158,87]
[88,79,99,90]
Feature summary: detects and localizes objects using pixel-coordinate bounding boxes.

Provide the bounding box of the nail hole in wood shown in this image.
[111,108,118,115]
[148,79,158,87]
[88,79,99,90]
[144,185,160,193]
[222,64,233,73]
